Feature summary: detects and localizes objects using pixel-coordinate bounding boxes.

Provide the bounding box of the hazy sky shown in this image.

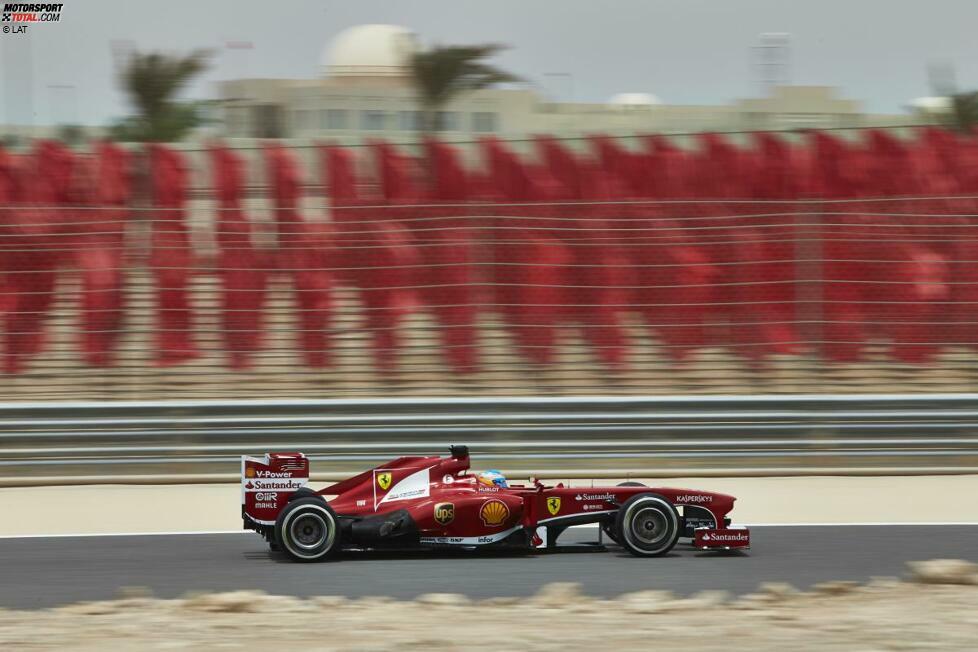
[2,0,977,125]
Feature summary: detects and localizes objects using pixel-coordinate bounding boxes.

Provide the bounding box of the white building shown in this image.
[217,23,929,147]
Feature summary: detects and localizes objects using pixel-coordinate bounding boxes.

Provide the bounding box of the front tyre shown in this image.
[602,482,648,544]
[614,493,680,557]
[274,497,341,562]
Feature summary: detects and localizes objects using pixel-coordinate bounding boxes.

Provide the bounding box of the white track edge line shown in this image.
[0,530,248,539]
[3,521,978,539]
[746,521,978,527]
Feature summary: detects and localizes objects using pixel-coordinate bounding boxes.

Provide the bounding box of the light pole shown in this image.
[543,72,574,104]
[224,40,254,80]
[221,41,255,137]
[753,33,791,96]
[543,72,575,134]
[47,84,77,126]
[3,31,35,135]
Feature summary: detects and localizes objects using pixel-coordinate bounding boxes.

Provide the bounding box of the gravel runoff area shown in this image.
[1,560,976,651]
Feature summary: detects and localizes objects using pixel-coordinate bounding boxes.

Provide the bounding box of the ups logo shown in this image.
[434,502,455,525]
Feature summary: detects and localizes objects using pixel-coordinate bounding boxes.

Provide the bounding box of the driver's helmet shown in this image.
[477,469,509,489]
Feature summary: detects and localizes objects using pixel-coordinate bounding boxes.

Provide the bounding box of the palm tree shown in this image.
[927,62,978,133]
[112,49,211,142]
[947,91,978,133]
[409,44,519,134]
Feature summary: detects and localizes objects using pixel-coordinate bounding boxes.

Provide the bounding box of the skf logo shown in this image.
[376,472,392,491]
[433,502,455,526]
[245,467,256,478]
[479,499,509,527]
[546,497,561,516]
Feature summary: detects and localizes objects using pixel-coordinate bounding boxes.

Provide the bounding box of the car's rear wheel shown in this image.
[274,497,341,562]
[614,493,680,557]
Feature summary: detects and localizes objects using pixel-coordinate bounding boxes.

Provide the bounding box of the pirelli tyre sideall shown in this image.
[602,482,647,544]
[274,497,341,562]
[614,492,680,557]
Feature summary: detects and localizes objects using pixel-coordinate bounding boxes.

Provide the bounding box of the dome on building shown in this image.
[908,96,951,112]
[321,24,419,77]
[608,92,661,108]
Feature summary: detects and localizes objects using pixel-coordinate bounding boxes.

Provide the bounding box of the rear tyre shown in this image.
[602,482,648,544]
[274,497,341,562]
[614,492,680,557]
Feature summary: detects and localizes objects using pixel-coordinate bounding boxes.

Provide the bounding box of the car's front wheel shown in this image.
[614,493,680,557]
[274,497,342,562]
[601,482,647,544]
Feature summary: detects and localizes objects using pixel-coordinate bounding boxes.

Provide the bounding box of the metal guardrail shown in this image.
[1,394,977,485]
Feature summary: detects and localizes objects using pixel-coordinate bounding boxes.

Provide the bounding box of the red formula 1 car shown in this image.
[241,446,750,562]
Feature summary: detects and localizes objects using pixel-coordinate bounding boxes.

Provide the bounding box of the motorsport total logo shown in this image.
[2,3,63,26]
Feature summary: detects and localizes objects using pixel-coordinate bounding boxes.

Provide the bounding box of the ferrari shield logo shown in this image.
[434,502,455,525]
[546,496,561,516]
[376,472,392,491]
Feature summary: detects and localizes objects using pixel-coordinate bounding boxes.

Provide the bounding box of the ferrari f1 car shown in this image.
[241,446,750,562]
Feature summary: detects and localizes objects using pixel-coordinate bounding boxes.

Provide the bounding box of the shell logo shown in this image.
[479,499,510,527]
[245,467,256,478]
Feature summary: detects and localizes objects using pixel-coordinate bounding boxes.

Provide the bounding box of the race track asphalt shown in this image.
[2,525,977,610]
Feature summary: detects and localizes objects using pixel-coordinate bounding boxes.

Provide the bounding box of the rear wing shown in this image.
[241,453,310,525]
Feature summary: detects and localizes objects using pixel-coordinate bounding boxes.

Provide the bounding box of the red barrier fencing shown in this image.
[1,129,978,399]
